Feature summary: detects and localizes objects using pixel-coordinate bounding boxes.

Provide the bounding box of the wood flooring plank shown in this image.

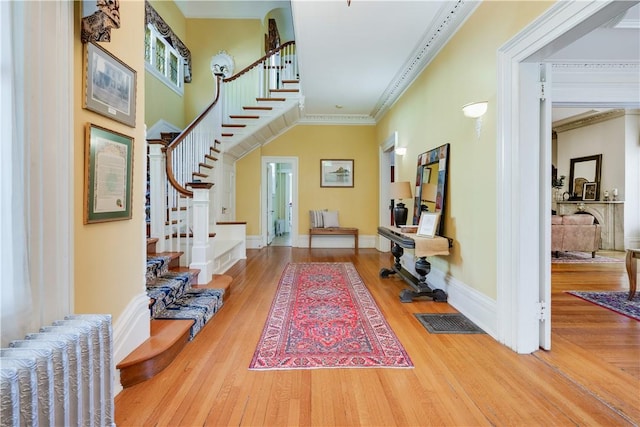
[115,247,640,426]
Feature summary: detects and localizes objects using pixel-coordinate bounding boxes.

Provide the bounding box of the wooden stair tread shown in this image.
[222,123,247,128]
[243,106,273,111]
[116,319,193,388]
[116,319,193,369]
[256,97,286,102]
[229,114,259,119]
[270,89,299,93]
[192,274,233,296]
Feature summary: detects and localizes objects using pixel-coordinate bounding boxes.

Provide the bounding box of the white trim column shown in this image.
[189,183,214,284]
[148,142,167,252]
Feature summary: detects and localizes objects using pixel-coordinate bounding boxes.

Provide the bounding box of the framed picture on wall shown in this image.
[84,123,134,224]
[320,159,354,187]
[84,42,137,127]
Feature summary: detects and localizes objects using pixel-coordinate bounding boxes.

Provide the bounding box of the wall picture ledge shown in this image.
[81,0,121,43]
[84,123,134,224]
[84,42,137,127]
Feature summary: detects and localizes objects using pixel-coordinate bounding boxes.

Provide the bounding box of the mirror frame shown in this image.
[568,154,602,201]
[413,143,450,234]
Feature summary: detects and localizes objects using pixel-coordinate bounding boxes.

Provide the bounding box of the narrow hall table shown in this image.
[377,226,452,302]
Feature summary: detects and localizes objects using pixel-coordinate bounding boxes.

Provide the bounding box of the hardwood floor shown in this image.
[115,248,639,426]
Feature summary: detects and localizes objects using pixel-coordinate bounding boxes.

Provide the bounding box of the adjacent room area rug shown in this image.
[567,291,640,321]
[249,262,413,370]
[551,251,623,263]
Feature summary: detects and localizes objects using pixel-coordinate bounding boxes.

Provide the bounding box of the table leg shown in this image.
[379,245,448,303]
[627,250,637,301]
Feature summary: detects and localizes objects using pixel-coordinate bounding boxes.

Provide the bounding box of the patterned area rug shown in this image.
[551,251,623,263]
[249,262,413,370]
[567,291,640,321]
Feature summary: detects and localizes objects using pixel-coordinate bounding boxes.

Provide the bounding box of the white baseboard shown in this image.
[112,292,150,395]
[400,254,497,338]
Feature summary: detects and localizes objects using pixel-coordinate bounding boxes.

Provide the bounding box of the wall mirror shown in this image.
[413,143,450,234]
[568,154,602,200]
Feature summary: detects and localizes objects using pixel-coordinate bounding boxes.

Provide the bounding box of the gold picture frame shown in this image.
[84,123,134,224]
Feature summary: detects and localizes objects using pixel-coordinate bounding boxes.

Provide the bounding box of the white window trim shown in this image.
[145,24,184,96]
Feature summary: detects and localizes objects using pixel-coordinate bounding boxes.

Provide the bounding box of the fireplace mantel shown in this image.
[556,201,624,250]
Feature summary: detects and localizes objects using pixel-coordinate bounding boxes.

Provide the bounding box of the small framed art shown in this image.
[320,159,354,187]
[582,182,597,201]
[84,123,134,224]
[84,42,137,127]
[417,212,440,238]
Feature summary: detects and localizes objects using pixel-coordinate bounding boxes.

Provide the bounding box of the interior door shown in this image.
[266,163,275,245]
[539,63,552,350]
[220,165,234,222]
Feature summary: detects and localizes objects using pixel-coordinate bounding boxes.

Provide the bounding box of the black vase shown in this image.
[394,202,408,226]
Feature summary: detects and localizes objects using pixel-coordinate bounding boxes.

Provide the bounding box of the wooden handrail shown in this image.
[223,41,295,83]
[166,74,223,150]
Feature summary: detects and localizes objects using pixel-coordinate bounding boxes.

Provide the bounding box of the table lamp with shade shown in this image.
[389,181,413,226]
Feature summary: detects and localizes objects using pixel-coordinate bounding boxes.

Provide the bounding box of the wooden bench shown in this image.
[309,227,358,249]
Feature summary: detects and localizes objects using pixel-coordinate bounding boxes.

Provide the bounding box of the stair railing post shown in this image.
[149,141,167,253]
[188,182,214,284]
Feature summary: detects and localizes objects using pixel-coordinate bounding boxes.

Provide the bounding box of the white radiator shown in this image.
[0,314,114,427]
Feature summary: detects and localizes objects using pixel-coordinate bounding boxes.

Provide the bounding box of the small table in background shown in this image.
[627,249,640,300]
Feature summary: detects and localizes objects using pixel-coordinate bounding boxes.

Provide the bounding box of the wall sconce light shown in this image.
[395,147,407,156]
[462,101,488,138]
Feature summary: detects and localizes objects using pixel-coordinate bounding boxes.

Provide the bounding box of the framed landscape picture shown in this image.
[320,159,354,188]
[84,42,137,127]
[84,123,134,224]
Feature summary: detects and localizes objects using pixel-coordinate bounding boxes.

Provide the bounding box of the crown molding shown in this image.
[297,114,376,126]
[552,108,628,133]
[371,0,480,122]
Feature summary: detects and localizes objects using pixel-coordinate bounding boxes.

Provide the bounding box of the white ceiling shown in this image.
[174,1,640,124]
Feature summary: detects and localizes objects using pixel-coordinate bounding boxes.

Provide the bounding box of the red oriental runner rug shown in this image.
[249,262,413,370]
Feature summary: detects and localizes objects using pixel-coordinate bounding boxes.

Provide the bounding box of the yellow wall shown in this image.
[185,18,264,121]
[236,125,379,236]
[73,1,146,317]
[145,0,187,128]
[376,1,552,299]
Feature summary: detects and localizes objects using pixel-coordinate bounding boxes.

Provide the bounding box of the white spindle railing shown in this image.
[222,41,297,118]
[149,42,297,269]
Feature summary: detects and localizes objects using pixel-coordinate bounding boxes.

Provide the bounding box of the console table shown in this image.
[377,226,452,302]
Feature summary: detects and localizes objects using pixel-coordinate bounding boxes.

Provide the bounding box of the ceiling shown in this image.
[175,1,640,124]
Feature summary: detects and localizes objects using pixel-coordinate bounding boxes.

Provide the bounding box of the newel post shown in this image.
[188,182,214,284]
[148,141,167,253]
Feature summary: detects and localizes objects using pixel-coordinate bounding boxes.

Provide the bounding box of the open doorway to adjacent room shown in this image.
[262,157,298,247]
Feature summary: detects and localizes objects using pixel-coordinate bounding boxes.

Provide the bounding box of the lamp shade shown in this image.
[421,183,437,202]
[389,181,412,200]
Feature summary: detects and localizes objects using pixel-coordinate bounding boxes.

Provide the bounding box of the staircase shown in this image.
[116,238,232,388]
[123,43,300,387]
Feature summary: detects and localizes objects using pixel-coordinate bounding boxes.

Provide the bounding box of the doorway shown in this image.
[261,157,298,247]
[497,1,637,353]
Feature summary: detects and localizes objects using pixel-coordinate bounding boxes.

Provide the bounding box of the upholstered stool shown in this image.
[627,249,640,300]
